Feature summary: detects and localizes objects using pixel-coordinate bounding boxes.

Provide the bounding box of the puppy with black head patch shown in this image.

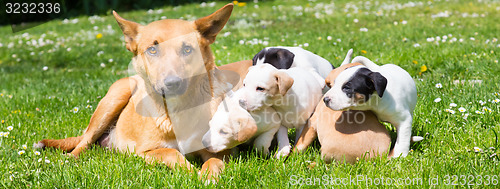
[323,53,420,158]
[252,46,333,88]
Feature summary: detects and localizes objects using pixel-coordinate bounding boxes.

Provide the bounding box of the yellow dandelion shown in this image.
[420,65,427,72]
[96,33,103,39]
[1,120,4,124]
[412,60,418,64]
[361,50,367,54]
[237,2,247,7]
[233,1,238,5]
[0,93,3,97]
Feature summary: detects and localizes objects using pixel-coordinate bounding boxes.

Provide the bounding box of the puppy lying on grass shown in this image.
[202,89,281,155]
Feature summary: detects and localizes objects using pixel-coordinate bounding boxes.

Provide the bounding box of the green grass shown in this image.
[1,0,500,188]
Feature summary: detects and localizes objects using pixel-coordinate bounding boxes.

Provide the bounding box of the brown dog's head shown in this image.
[113,4,233,97]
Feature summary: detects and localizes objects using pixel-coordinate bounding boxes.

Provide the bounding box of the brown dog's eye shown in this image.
[181,44,193,56]
[146,46,158,55]
[256,87,265,91]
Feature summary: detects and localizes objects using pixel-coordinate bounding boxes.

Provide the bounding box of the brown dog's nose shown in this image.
[164,76,182,91]
[323,96,331,104]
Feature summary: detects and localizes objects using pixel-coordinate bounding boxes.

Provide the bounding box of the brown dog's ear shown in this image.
[113,11,142,54]
[274,71,294,95]
[194,3,234,44]
[236,118,258,142]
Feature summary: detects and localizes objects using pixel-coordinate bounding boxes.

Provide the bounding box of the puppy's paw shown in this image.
[275,146,291,158]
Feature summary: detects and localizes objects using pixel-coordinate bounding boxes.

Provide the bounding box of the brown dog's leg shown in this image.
[69,77,135,156]
[143,148,194,171]
[36,136,83,152]
[293,123,317,153]
[197,149,231,181]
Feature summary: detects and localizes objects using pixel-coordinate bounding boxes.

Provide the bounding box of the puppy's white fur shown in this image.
[202,89,281,155]
[324,54,418,157]
[254,46,333,88]
[240,64,323,157]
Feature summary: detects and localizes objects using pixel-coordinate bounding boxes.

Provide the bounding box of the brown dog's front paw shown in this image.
[199,158,225,182]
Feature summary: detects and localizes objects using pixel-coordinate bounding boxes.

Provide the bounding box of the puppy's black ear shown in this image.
[369,72,387,97]
[276,49,295,69]
[252,48,266,65]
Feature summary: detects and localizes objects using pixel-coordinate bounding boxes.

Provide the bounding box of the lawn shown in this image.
[1,0,499,188]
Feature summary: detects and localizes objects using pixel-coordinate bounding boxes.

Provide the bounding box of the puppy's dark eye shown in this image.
[342,83,351,91]
[181,44,193,56]
[256,87,265,91]
[219,129,228,135]
[146,46,158,55]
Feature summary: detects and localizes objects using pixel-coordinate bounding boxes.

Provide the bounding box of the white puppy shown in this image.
[323,54,419,157]
[253,46,333,87]
[239,64,323,157]
[202,89,281,155]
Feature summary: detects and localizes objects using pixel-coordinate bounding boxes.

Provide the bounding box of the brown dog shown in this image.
[36,4,253,180]
[294,63,391,164]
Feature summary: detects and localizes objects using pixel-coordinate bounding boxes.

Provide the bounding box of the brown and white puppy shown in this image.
[202,89,281,155]
[238,64,323,158]
[35,4,252,180]
[293,61,392,164]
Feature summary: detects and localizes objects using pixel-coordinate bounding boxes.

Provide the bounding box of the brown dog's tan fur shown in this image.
[294,63,391,164]
[38,4,252,180]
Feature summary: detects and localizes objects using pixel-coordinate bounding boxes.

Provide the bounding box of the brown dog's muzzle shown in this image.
[156,76,188,97]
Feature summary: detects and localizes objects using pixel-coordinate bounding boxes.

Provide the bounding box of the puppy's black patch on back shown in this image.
[252,48,295,69]
[342,68,376,101]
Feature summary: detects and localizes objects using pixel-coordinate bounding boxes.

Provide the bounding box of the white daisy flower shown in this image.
[435,83,443,88]
[458,107,466,112]
[327,36,332,41]
[434,98,442,103]
[43,66,49,71]
[474,147,483,153]
[353,18,359,23]
[18,150,25,155]
[450,103,457,107]
[73,107,79,113]
[22,144,27,149]
[359,28,368,32]
[7,126,13,131]
[34,151,41,155]
[494,99,500,103]
[479,100,486,105]
[45,159,51,164]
